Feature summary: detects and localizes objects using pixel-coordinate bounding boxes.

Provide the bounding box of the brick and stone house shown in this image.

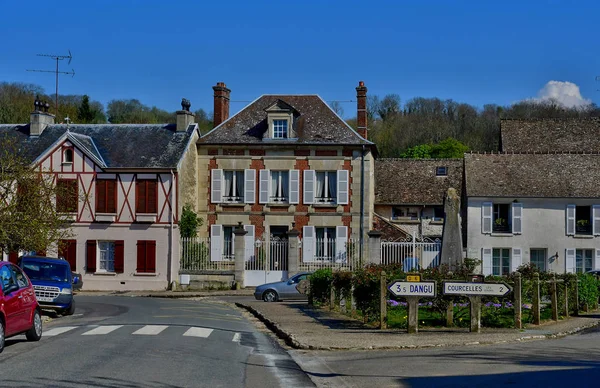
[466,118,600,275]
[196,82,376,271]
[374,158,463,239]
[0,99,200,290]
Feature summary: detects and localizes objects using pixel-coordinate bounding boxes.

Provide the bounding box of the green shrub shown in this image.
[309,268,333,304]
[578,273,600,308]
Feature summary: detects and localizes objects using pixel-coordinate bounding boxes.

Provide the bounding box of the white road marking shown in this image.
[132,325,169,335]
[232,333,241,342]
[183,327,213,338]
[82,325,123,335]
[44,326,78,337]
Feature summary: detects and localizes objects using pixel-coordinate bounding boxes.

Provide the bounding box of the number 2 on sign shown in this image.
[500,287,504,292]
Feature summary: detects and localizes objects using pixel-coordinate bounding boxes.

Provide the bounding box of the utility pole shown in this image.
[26,50,75,117]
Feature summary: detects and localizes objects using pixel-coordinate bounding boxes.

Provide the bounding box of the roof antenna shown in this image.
[26,50,75,118]
[65,116,71,131]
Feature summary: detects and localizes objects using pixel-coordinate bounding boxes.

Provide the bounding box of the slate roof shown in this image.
[375,159,464,205]
[501,118,600,153]
[199,95,370,145]
[464,152,600,198]
[0,123,195,169]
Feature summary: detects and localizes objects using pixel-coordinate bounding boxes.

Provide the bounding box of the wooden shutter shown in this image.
[8,251,18,264]
[244,169,255,204]
[289,169,300,204]
[244,225,255,261]
[136,179,146,213]
[565,248,575,273]
[593,205,600,236]
[147,181,157,213]
[335,226,348,263]
[210,225,223,261]
[211,169,223,203]
[147,241,156,273]
[59,239,77,271]
[259,169,270,204]
[107,180,117,213]
[511,203,522,234]
[302,226,315,263]
[114,240,124,273]
[86,240,97,273]
[96,180,107,213]
[511,247,522,272]
[482,247,492,275]
[137,241,146,272]
[336,170,349,205]
[303,170,315,204]
[595,249,600,271]
[566,204,576,236]
[482,202,493,234]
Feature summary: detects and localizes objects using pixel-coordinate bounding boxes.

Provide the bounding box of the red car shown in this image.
[0,261,43,353]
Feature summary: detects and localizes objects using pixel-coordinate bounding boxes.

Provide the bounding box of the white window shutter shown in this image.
[259,169,270,204]
[336,170,349,205]
[244,169,255,204]
[482,248,492,275]
[335,226,348,263]
[595,249,600,271]
[566,204,576,236]
[512,203,522,234]
[482,202,492,234]
[511,247,522,272]
[303,170,315,204]
[289,169,300,204]
[210,225,223,262]
[211,169,223,203]
[593,205,600,236]
[244,225,255,261]
[302,226,315,262]
[565,248,576,273]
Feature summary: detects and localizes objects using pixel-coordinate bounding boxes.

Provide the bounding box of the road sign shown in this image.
[443,281,512,296]
[406,275,421,282]
[388,281,436,297]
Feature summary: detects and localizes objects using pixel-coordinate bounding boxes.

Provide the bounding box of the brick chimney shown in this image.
[30,96,55,136]
[176,98,195,132]
[356,81,368,139]
[213,82,231,128]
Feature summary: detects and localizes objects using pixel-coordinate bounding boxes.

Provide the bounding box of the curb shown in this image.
[77,291,254,299]
[236,302,600,351]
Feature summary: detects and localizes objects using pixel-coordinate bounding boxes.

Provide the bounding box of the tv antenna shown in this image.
[26,50,75,117]
[596,76,600,91]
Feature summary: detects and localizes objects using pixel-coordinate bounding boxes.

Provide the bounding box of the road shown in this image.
[0,295,314,388]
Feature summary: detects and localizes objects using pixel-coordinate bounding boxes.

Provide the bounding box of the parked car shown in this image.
[17,256,75,316]
[254,272,312,302]
[0,261,43,353]
[71,271,83,292]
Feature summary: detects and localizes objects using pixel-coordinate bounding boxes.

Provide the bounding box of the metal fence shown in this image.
[299,238,363,272]
[180,237,235,271]
[381,234,441,270]
[245,236,289,271]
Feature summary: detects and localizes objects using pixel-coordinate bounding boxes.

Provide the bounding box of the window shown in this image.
[136,240,156,273]
[392,207,418,220]
[576,206,592,235]
[63,148,73,163]
[136,179,157,214]
[223,226,235,260]
[96,179,117,213]
[98,241,115,272]
[10,265,29,288]
[57,179,78,213]
[270,171,289,202]
[493,204,510,233]
[223,171,244,202]
[272,119,288,139]
[576,249,593,273]
[492,248,510,276]
[315,227,336,260]
[530,249,546,272]
[315,172,337,204]
[433,206,444,221]
[1,266,15,293]
[436,166,447,176]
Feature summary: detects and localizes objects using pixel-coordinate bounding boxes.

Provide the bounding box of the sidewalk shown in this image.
[76,289,255,298]
[234,300,600,350]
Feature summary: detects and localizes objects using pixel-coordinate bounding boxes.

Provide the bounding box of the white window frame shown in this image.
[222,170,244,203]
[315,227,336,261]
[222,226,235,260]
[529,248,547,272]
[272,119,288,139]
[492,248,511,276]
[270,170,289,203]
[576,249,594,274]
[315,171,337,204]
[435,166,447,176]
[97,241,115,273]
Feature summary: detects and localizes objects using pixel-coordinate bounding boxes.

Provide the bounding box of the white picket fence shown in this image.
[381,235,441,270]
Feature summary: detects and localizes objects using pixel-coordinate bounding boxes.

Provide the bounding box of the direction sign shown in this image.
[388,281,436,297]
[443,281,512,296]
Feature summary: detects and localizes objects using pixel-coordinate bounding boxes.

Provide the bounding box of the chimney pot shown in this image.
[177,98,195,132]
[30,97,55,137]
[213,82,231,128]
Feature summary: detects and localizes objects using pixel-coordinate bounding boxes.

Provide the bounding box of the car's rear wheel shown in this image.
[26,310,42,341]
[0,318,5,353]
[262,290,278,302]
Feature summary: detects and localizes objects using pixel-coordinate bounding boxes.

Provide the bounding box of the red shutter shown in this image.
[59,240,77,271]
[114,240,124,273]
[8,251,18,264]
[137,241,146,273]
[96,180,107,213]
[107,180,116,213]
[147,241,156,273]
[136,179,145,213]
[148,181,157,213]
[86,240,96,272]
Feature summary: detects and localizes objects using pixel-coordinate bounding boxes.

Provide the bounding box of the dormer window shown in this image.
[63,148,73,164]
[436,166,447,176]
[265,99,297,140]
[273,119,288,139]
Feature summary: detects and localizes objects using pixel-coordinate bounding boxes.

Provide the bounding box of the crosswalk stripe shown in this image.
[232,333,241,342]
[44,326,78,337]
[183,327,213,338]
[132,325,168,335]
[82,325,123,335]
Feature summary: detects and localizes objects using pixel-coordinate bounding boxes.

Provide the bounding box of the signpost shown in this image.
[388,280,436,334]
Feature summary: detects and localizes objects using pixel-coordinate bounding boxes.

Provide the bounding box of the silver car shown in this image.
[254,272,312,302]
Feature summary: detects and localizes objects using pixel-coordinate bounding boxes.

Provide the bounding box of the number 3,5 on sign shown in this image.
[388,281,436,297]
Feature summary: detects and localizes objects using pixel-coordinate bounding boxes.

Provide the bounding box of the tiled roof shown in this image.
[501,118,600,153]
[464,152,600,198]
[375,159,464,205]
[0,124,195,169]
[199,95,370,145]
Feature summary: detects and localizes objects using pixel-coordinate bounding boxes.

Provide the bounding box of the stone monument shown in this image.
[440,187,463,271]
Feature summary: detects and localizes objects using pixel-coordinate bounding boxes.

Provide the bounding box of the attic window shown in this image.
[63,148,74,164]
[436,166,447,176]
[273,120,288,139]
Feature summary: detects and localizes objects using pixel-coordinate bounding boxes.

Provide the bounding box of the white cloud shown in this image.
[534,80,592,108]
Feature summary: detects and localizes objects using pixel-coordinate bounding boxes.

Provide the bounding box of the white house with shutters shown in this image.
[465,152,600,275]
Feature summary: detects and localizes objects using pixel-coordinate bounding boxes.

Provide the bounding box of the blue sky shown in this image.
[1,0,598,118]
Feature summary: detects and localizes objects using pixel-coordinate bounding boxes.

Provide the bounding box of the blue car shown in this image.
[17,256,76,315]
[254,272,312,302]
